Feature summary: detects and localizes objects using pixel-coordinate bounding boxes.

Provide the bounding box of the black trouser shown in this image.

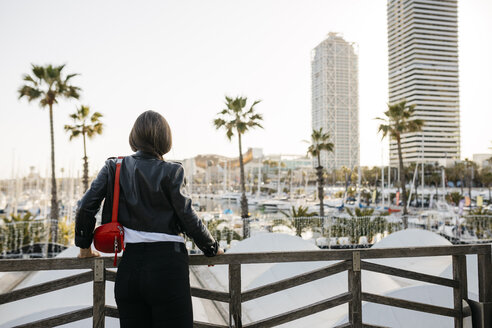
[114,242,193,328]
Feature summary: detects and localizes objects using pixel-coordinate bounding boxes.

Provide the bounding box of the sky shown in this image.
[0,0,491,179]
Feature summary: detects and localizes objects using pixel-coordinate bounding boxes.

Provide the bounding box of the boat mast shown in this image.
[257,158,261,198]
[407,165,419,209]
[289,169,293,200]
[277,155,281,196]
[381,149,385,207]
[357,165,361,205]
[441,166,446,202]
[388,163,391,204]
[223,160,226,194]
[421,134,424,208]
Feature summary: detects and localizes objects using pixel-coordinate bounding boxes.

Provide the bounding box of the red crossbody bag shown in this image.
[93,156,125,266]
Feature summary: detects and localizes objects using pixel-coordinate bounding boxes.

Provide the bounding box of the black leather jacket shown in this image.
[74,151,218,256]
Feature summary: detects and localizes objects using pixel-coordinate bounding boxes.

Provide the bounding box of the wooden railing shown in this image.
[0,244,491,327]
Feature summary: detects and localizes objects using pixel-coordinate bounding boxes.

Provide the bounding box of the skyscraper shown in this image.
[387,0,460,165]
[311,33,360,170]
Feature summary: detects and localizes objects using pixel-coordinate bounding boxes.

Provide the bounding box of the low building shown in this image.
[472,153,492,168]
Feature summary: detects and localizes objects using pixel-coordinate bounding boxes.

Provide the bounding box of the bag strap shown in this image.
[111,157,124,223]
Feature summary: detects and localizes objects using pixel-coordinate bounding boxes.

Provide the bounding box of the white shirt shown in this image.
[123,226,185,246]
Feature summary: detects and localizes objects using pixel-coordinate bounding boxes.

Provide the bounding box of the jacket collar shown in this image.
[134,150,160,159]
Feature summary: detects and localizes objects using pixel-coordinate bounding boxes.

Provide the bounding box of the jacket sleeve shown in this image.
[167,164,218,257]
[74,161,111,248]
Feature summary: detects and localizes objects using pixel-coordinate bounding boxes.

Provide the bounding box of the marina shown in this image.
[1,174,491,259]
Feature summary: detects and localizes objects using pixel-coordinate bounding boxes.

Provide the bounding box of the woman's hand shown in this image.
[78,247,100,258]
[208,247,224,267]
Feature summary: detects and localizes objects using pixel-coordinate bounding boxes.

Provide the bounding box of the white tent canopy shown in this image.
[336,284,472,328]
[0,247,119,328]
[0,229,480,327]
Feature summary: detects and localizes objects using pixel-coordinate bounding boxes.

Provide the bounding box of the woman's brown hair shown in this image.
[129,110,172,159]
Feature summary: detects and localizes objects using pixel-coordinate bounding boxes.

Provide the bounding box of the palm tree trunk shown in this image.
[460,174,464,195]
[296,218,302,237]
[397,135,408,228]
[238,132,249,238]
[82,131,89,192]
[468,171,472,198]
[317,153,324,217]
[345,171,349,195]
[49,104,58,243]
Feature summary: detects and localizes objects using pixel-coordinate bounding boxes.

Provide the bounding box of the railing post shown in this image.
[477,249,492,328]
[348,251,362,328]
[452,255,467,328]
[93,258,105,328]
[229,263,242,328]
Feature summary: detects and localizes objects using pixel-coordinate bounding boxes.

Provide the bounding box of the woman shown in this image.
[75,110,223,327]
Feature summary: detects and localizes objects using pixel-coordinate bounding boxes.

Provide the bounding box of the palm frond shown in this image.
[236,121,248,133]
[79,105,90,118]
[91,112,103,122]
[247,121,263,129]
[213,118,226,129]
[62,85,81,99]
[45,64,60,82]
[18,85,42,101]
[64,73,78,83]
[22,74,37,86]
[226,128,234,140]
[31,65,45,80]
[250,99,261,109]
[249,113,263,121]
[68,129,81,141]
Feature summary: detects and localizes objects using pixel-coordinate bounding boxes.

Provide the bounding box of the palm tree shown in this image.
[428,163,442,201]
[213,96,263,238]
[341,166,353,198]
[306,128,334,217]
[280,205,317,237]
[64,105,104,191]
[376,100,424,227]
[464,158,476,198]
[482,170,492,205]
[18,64,80,242]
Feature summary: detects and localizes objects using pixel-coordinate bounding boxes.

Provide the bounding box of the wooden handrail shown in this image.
[0,244,490,328]
[0,244,489,270]
[191,287,230,302]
